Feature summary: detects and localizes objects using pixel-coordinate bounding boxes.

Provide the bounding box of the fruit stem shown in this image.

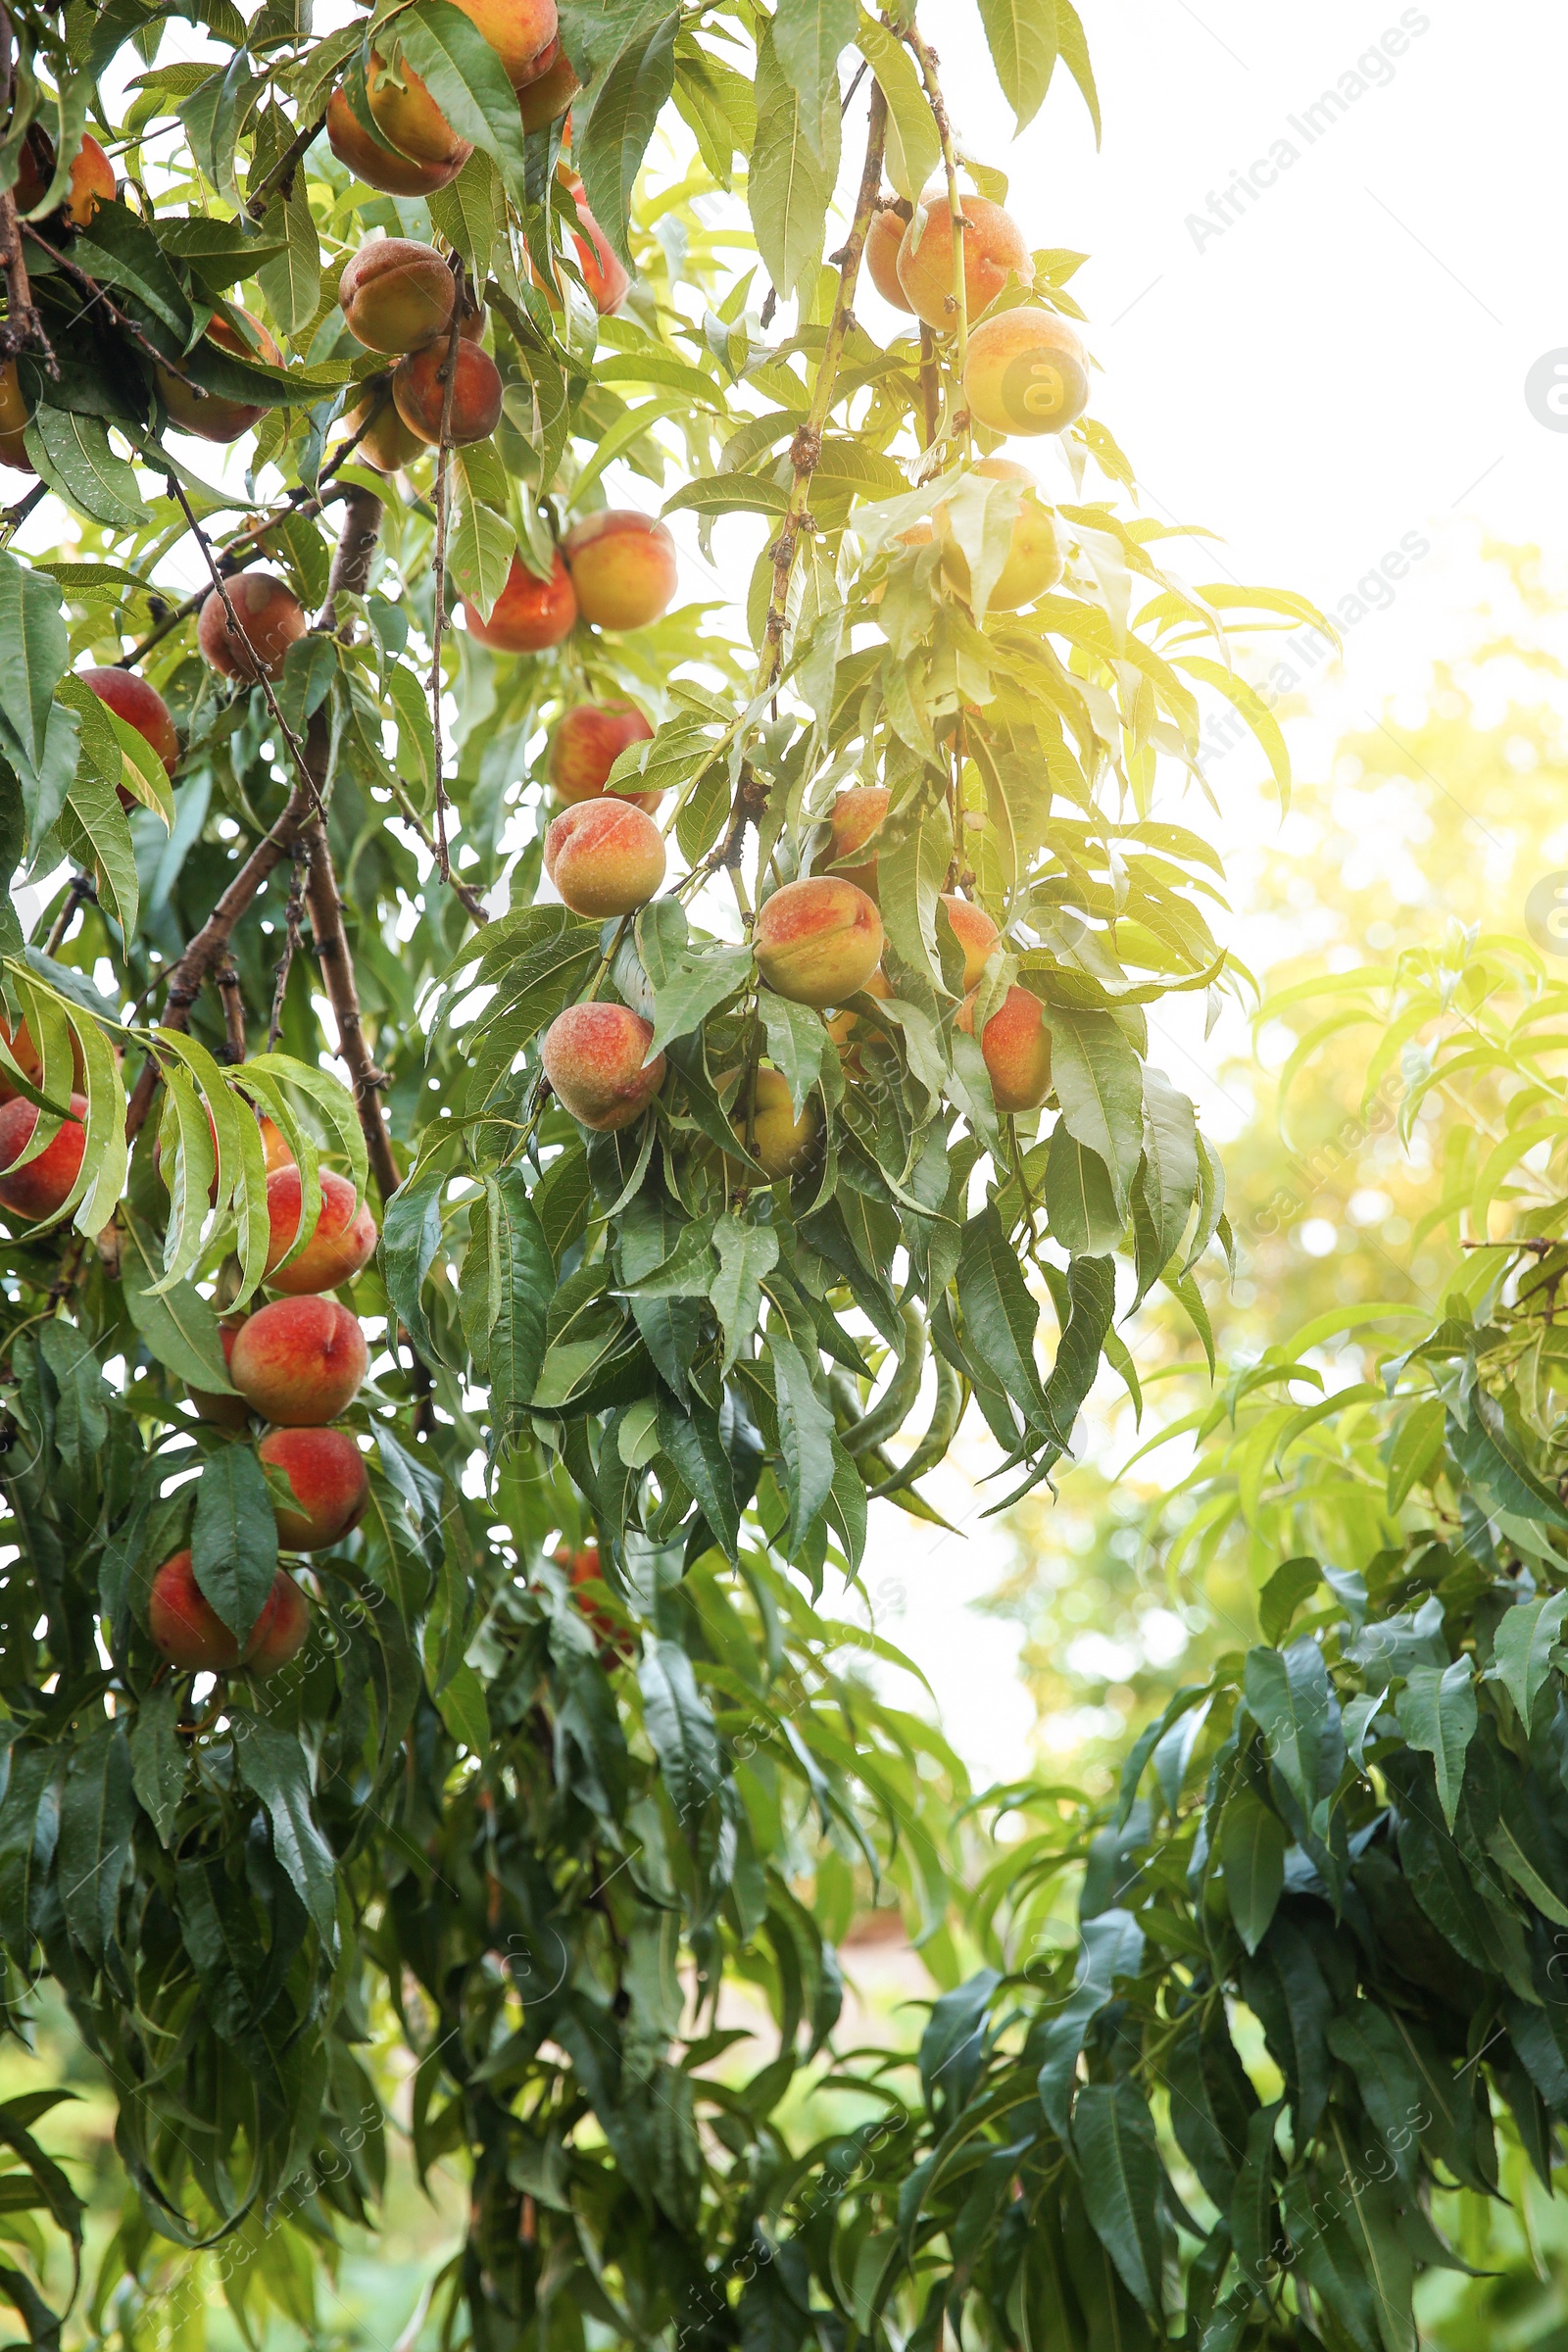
[754,78,887,706]
[905,29,970,453]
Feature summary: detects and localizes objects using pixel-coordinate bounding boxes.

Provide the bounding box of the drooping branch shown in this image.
[300,785,401,1203]
[756,81,886,698]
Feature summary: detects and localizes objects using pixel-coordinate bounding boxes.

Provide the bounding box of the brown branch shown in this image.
[318,480,383,629]
[215,966,247,1063]
[0,196,53,372]
[246,110,328,221]
[43,871,94,954]
[299,770,400,1203]
[756,82,886,697]
[429,263,465,884]
[123,784,314,1144]
[266,846,307,1053]
[164,471,324,819]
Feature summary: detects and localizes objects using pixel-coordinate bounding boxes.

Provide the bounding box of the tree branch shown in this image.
[246,110,328,221]
[300,779,401,1203]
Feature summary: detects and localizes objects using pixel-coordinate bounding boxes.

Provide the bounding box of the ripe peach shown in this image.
[464,550,577,652]
[936,460,1062,611]
[391,339,504,446]
[198,572,307,682]
[0,362,31,471]
[16,128,116,227]
[326,85,466,196]
[452,0,558,86]
[260,1426,369,1552]
[562,511,676,632]
[542,1003,665,1131]
[956,983,1053,1113]
[754,878,883,1009]
[345,382,427,473]
[517,40,579,131]
[865,202,913,312]
[546,799,665,917]
[188,1318,249,1432]
[825,786,889,897]
[0,1093,87,1219]
[229,1297,368,1426]
[548,702,656,805]
[940,895,1001,991]
[367,49,473,172]
[897,189,1034,331]
[732,1067,818,1180]
[562,172,629,314]
[259,1117,294,1174]
[338,238,458,357]
[244,1570,311,1676]
[556,1544,631,1659]
[80,667,177,777]
[155,309,281,443]
[962,307,1090,439]
[149,1549,242,1671]
[265,1165,377,1295]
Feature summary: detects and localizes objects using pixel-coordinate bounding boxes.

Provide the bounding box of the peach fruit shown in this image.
[345,383,427,473]
[545,799,665,917]
[326,86,466,196]
[244,1571,311,1675]
[81,667,178,778]
[16,128,116,227]
[259,1117,294,1173]
[155,309,281,443]
[825,786,889,897]
[940,895,1001,991]
[754,878,883,1009]
[542,1003,665,1131]
[732,1067,818,1180]
[825,963,893,1058]
[391,339,504,446]
[149,1549,241,1670]
[260,1426,369,1552]
[339,239,457,356]
[548,702,656,805]
[936,459,1062,610]
[0,1093,87,1219]
[962,307,1090,439]
[265,1165,377,1295]
[956,983,1053,1113]
[229,1297,368,1426]
[367,49,472,172]
[897,189,1034,331]
[865,202,913,312]
[562,511,677,631]
[0,362,31,471]
[517,40,579,131]
[188,1319,248,1432]
[464,550,577,651]
[452,0,558,86]
[198,572,308,682]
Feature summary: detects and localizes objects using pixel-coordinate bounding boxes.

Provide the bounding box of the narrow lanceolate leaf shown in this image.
[647,942,754,1057]
[236,1716,338,1939]
[191,1445,279,1642]
[483,1168,553,1433]
[1243,1639,1339,1823]
[257,172,319,338]
[575,10,679,266]
[382,1161,448,1368]
[1395,1659,1477,1829]
[449,496,516,619]
[1488,1590,1568,1733]
[956,1204,1053,1438]
[55,747,138,939]
[1070,2080,1167,2319]
[1218,1786,1285,1954]
[396,0,535,205]
[770,1333,835,1550]
[855,14,940,199]
[773,0,856,163]
[639,1638,721,1821]
[57,1723,134,1964]
[1045,1003,1145,1213]
[975,0,1058,131]
[0,551,66,772]
[59,994,127,1239]
[710,1213,778,1378]
[25,410,150,530]
[749,25,839,306]
[120,1208,233,1393]
[1138,1063,1199,1275]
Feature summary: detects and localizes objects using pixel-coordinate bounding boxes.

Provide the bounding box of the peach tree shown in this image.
[0,0,1309,2345]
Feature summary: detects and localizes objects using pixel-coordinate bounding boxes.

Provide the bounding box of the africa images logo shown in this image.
[1185,10,1432,253]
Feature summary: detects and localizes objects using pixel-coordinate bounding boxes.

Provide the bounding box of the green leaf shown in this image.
[1488,1590,1568,1734]
[381,1161,446,1367]
[256,171,319,340]
[37,1322,107,1478]
[25,409,150,529]
[449,494,517,619]
[646,941,754,1057]
[773,0,855,164]
[639,1637,721,1819]
[54,681,139,936]
[1258,1555,1321,1646]
[770,1332,835,1549]
[1043,1123,1122,1256]
[128,1683,186,1848]
[1395,1659,1477,1830]
[656,1392,741,1562]
[1180,654,1291,809]
[975,0,1057,132]
[58,1723,133,1963]
[855,14,940,200]
[1243,1639,1337,1824]
[157,213,285,291]
[395,0,535,206]
[191,1445,280,1642]
[1071,2081,1166,2318]
[481,1167,553,1435]
[429,149,504,284]
[575,10,679,267]
[758,993,826,1117]
[1046,1003,1145,1215]
[1138,1063,1198,1275]
[235,1715,338,1938]
[1218,1787,1285,1955]
[0,552,66,773]
[749,24,839,307]
[710,1212,778,1378]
